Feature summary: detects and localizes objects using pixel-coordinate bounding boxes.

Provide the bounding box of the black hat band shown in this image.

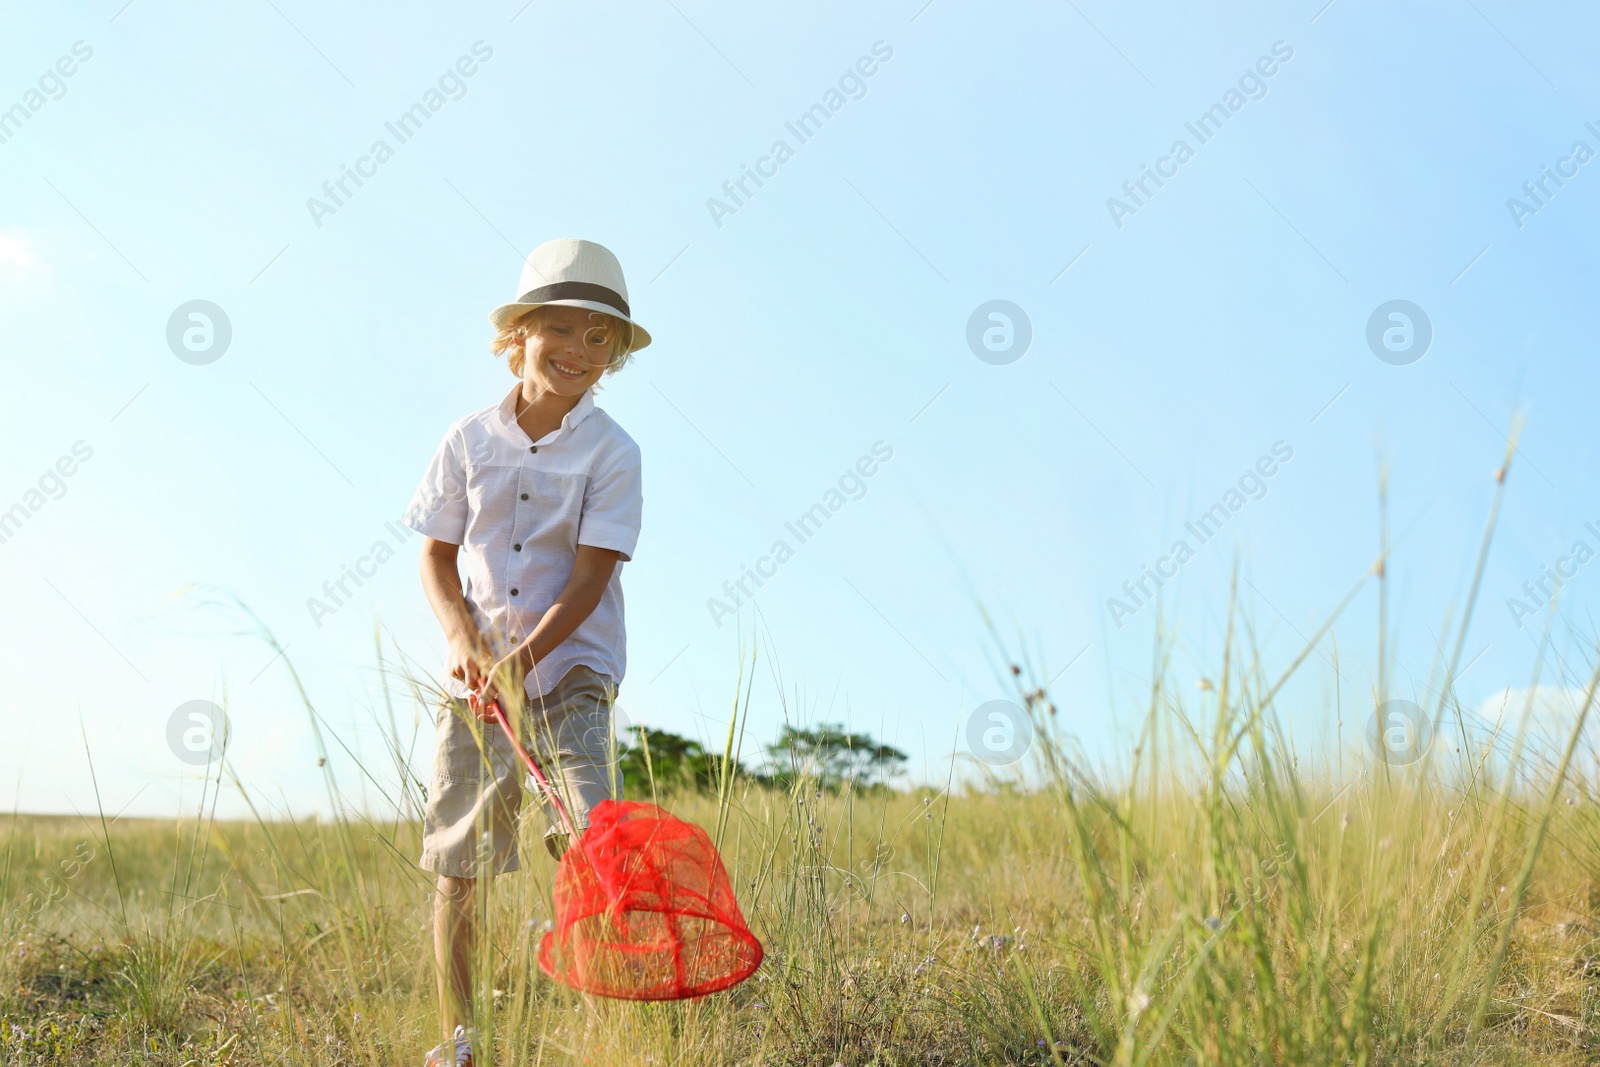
[515,281,630,317]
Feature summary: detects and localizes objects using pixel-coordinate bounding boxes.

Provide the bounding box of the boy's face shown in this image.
[521,305,618,397]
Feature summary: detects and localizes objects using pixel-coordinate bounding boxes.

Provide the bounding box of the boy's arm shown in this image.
[474,544,621,717]
[420,537,491,692]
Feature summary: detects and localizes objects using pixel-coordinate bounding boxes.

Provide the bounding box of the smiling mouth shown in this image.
[548,357,587,379]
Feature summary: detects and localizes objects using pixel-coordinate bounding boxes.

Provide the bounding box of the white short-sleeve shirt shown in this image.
[404,383,642,699]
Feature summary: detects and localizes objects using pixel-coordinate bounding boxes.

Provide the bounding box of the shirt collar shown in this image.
[497,385,597,444]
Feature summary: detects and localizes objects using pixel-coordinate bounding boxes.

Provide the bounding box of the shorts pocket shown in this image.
[433,698,516,784]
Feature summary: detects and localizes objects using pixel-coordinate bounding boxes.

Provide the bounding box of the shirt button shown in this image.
[510,588,519,596]
[513,543,522,551]
[520,493,529,501]
[528,445,537,453]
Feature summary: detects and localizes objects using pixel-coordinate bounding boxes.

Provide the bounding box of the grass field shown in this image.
[4,648,1599,1067]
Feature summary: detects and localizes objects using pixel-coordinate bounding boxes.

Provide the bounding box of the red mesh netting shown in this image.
[537,799,764,1000]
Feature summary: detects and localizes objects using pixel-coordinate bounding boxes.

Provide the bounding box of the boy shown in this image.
[403,239,650,1067]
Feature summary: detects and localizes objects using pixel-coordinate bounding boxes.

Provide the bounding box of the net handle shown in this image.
[488,698,580,841]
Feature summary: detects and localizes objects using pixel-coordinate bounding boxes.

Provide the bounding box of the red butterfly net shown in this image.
[489,702,763,1000]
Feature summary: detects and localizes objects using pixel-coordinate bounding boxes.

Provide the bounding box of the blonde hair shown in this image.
[489,305,636,379]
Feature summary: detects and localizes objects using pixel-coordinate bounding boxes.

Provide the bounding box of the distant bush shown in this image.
[617,726,719,799]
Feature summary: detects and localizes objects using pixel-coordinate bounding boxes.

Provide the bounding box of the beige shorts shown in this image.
[419,664,621,879]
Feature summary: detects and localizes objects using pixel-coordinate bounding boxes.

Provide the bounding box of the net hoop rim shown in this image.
[536,924,764,1000]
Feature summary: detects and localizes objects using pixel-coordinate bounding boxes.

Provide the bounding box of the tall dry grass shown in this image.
[2,730,1598,1065]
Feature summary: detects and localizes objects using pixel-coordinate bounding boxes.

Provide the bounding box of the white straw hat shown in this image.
[489,238,652,351]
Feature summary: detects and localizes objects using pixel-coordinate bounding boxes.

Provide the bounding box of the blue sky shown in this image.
[3,0,1598,818]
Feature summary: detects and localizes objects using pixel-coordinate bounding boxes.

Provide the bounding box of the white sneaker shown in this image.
[422,1025,478,1067]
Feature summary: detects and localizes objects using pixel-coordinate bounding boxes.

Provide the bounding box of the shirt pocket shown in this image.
[509,468,587,545]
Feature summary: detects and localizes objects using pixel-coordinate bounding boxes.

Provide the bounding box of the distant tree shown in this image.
[614,721,907,798]
[616,726,719,798]
[758,722,907,791]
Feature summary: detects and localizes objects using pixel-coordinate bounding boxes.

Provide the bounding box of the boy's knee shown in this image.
[437,874,476,905]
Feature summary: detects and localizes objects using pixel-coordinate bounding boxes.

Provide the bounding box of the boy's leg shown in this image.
[420,695,523,1061]
[434,875,475,1047]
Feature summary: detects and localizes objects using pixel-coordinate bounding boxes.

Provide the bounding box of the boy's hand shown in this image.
[446,636,489,694]
[469,650,529,721]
